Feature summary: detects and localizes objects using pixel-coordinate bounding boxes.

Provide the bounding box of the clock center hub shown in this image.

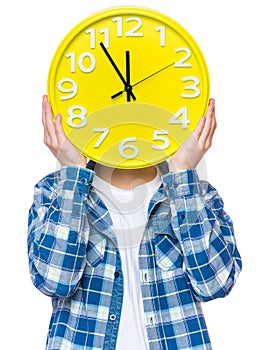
[125,84,133,92]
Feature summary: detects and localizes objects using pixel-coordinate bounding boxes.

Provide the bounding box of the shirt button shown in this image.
[144,273,148,282]
[110,314,116,321]
[114,271,119,278]
[180,214,185,220]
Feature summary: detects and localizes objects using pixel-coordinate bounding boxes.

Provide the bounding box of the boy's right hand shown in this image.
[42,95,87,168]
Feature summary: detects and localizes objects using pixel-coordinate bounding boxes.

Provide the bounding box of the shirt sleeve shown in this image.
[27,166,93,298]
[162,169,242,302]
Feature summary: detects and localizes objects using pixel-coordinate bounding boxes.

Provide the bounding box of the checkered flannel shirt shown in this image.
[27,166,242,350]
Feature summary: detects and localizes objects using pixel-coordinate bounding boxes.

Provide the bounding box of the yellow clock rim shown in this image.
[47,6,210,169]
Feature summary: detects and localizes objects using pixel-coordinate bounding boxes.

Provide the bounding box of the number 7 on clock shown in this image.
[92,128,110,148]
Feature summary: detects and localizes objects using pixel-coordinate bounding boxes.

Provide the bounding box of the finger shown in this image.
[42,95,49,129]
[42,96,51,146]
[204,105,217,150]
[42,95,48,124]
[193,115,206,140]
[43,98,58,149]
[198,99,215,149]
[54,113,67,145]
[203,100,216,150]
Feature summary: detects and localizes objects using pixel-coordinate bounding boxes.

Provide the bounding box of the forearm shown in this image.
[162,169,242,301]
[28,166,93,298]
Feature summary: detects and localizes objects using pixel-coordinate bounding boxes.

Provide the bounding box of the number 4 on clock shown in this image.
[169,107,190,129]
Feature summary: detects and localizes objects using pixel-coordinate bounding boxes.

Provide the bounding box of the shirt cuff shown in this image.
[162,169,202,198]
[58,166,94,194]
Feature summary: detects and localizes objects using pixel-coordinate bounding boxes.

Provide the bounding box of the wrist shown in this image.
[168,161,192,173]
[77,160,88,168]
[60,158,87,168]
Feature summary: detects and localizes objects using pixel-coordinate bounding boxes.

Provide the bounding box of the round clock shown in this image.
[48,6,210,169]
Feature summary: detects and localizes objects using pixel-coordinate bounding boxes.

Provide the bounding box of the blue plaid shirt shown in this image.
[27,166,241,350]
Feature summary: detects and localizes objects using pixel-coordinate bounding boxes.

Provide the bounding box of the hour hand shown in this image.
[100,43,136,101]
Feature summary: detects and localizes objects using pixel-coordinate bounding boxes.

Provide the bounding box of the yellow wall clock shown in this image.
[48,6,210,169]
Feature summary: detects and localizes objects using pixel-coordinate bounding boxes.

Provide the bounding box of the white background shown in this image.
[0,0,261,348]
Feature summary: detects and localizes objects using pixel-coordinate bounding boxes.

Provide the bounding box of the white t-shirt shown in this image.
[92,173,161,350]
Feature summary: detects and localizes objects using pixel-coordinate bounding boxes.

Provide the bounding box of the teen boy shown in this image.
[27,96,241,349]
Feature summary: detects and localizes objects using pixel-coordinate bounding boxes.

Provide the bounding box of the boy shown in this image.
[27,95,241,349]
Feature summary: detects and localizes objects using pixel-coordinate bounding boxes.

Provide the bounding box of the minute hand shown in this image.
[111,62,175,99]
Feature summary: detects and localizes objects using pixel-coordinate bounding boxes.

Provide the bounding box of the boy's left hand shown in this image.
[168,98,216,173]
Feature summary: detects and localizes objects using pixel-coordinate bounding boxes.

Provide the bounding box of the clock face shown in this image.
[48,6,210,169]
